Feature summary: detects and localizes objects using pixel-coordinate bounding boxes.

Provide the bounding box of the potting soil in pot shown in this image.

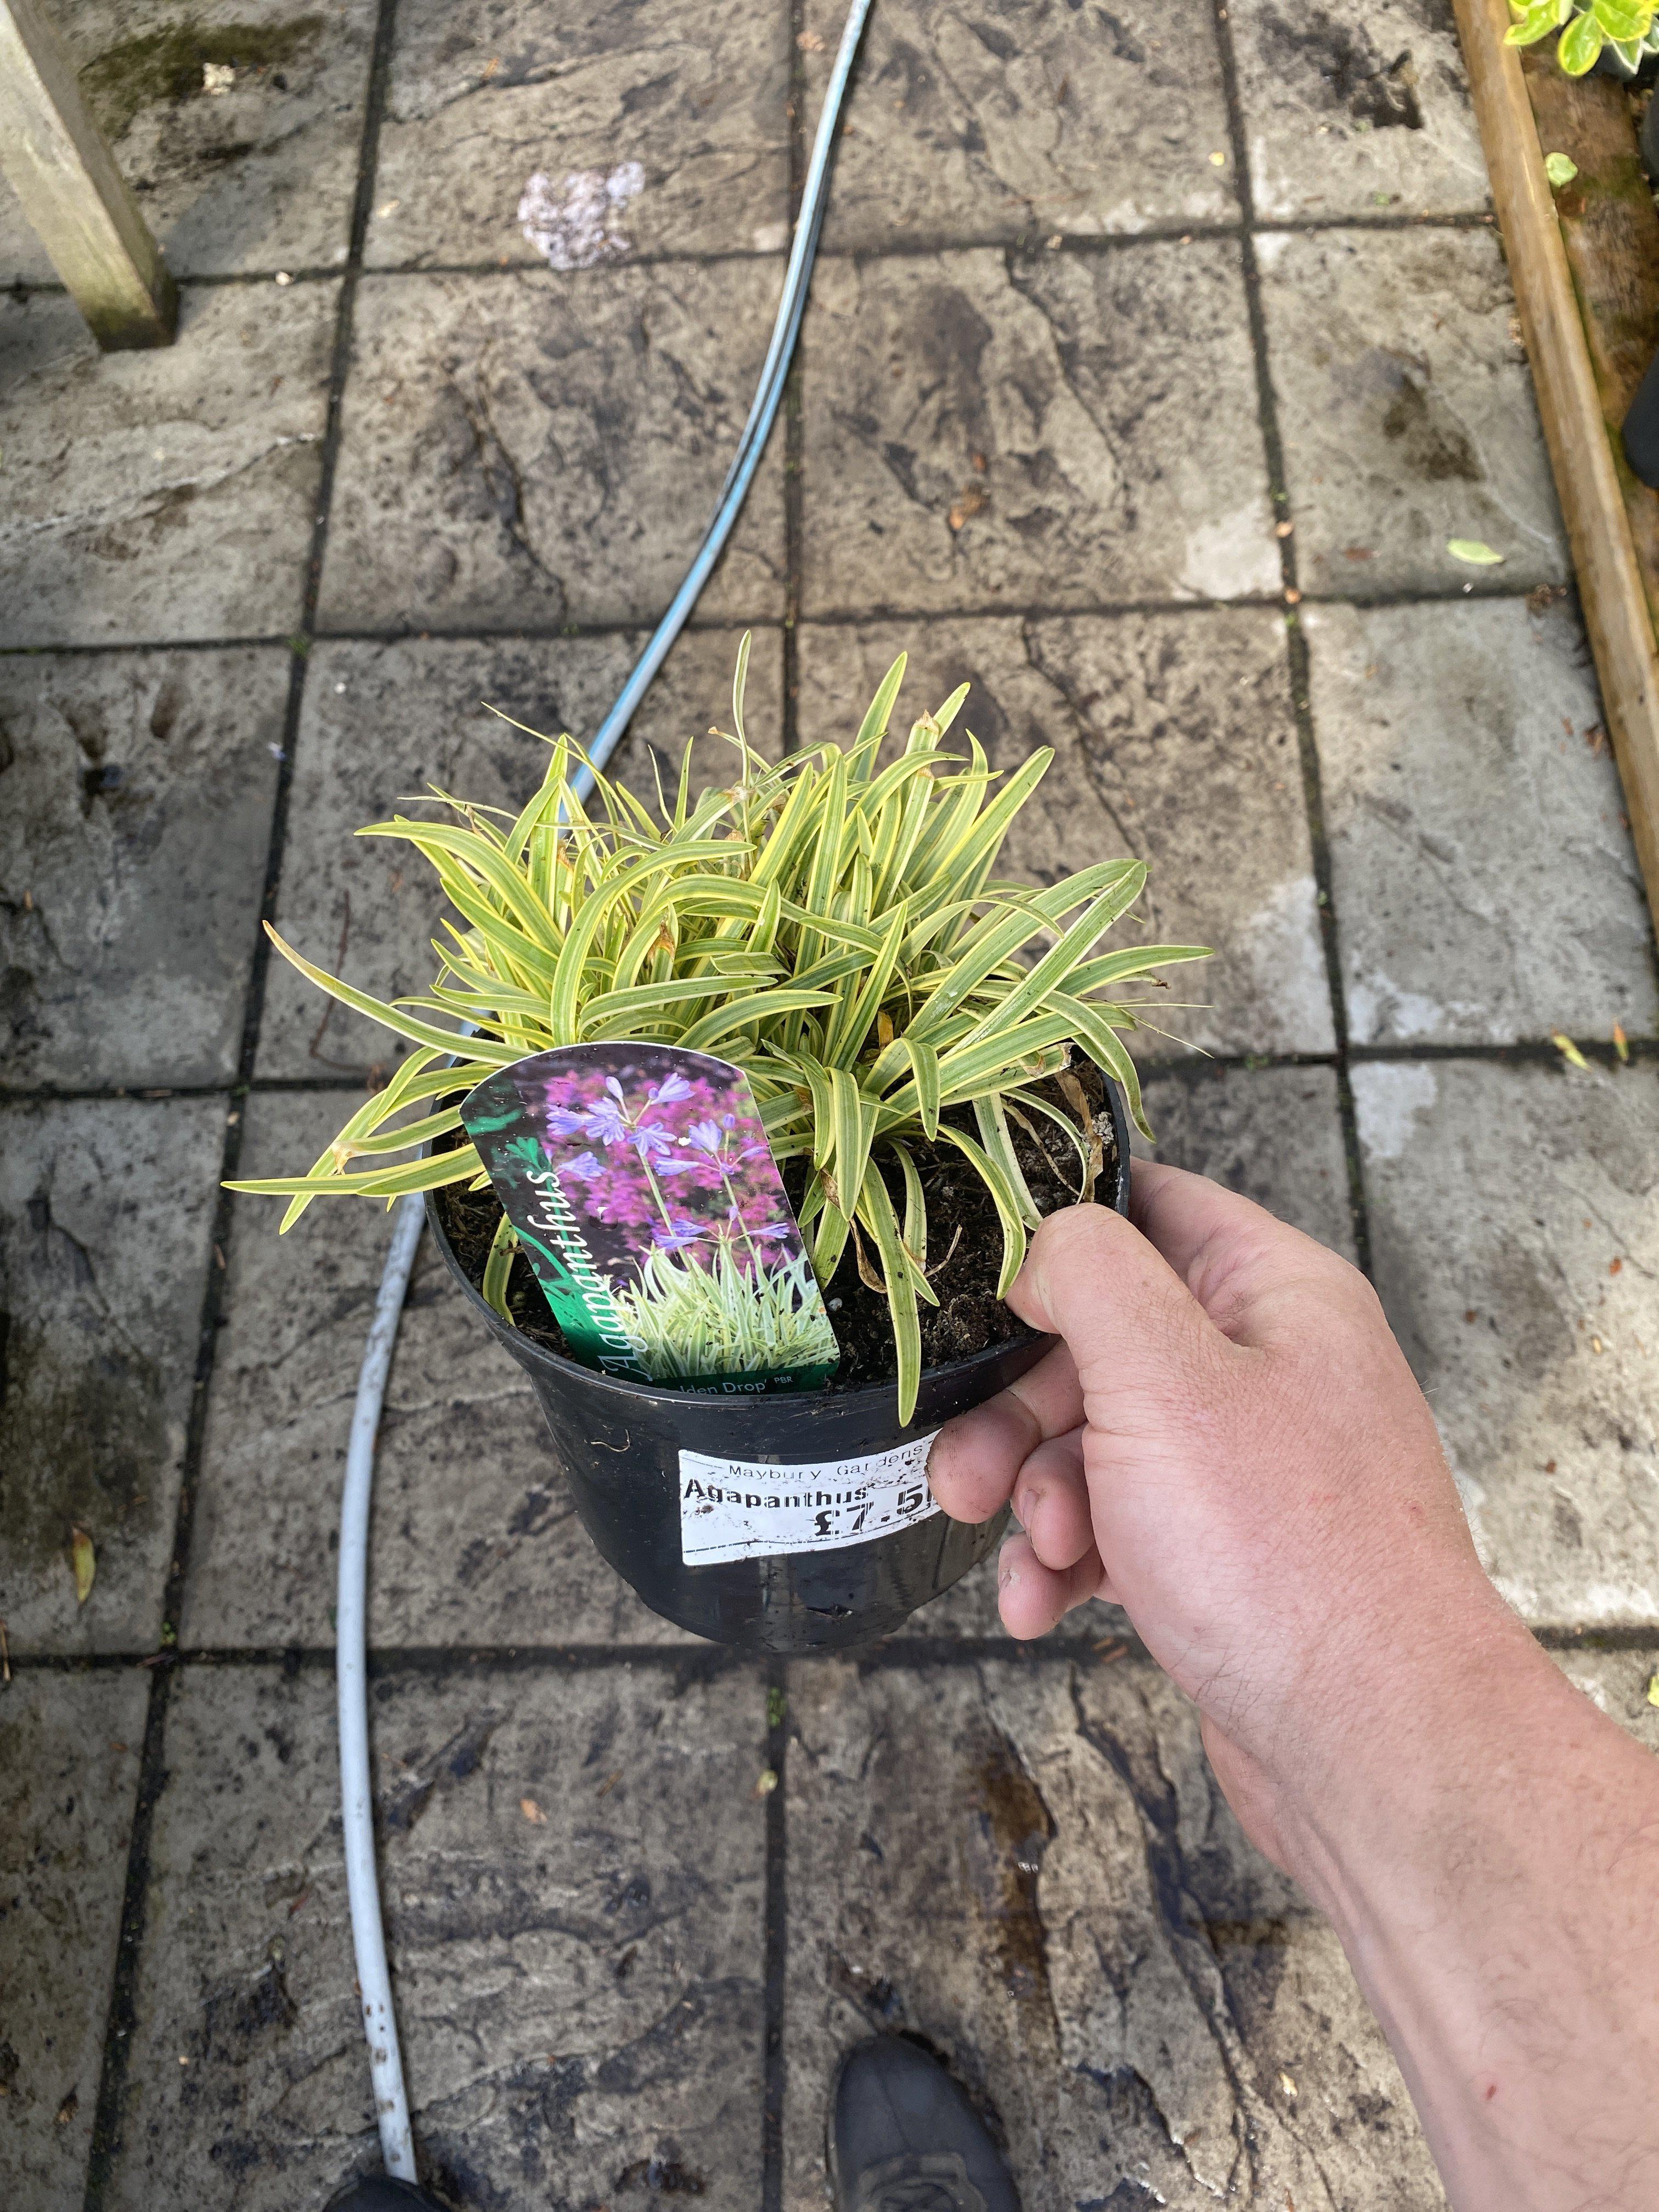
[436,1057,1124,1390]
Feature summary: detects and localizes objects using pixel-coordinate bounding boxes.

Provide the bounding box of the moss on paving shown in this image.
[80,16,325,142]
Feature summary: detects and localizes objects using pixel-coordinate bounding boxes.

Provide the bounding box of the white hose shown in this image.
[575,0,876,796]
[337,1192,427,2179]
[332,3,876,2179]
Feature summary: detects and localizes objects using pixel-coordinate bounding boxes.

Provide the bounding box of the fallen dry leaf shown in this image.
[1613,1022,1629,1064]
[520,1797,547,1825]
[1550,1031,1589,1071]
[947,484,988,532]
[797,27,824,48]
[1647,1674,1659,1708]
[754,1768,778,1798]
[70,1527,95,1606]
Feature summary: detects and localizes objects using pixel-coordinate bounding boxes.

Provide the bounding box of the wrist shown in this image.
[1254,1598,1659,2208]
[1261,1572,1550,1908]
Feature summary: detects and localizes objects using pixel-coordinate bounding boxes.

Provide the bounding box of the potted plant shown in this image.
[230,646,1203,1651]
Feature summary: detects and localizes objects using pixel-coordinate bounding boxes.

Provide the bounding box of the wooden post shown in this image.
[1453,0,1659,931]
[0,0,177,348]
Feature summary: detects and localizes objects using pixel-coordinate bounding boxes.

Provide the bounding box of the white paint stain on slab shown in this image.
[1350,1060,1438,1163]
[1178,499,1280,600]
[517,162,646,272]
[1345,962,1480,1045]
[1236,874,1336,1053]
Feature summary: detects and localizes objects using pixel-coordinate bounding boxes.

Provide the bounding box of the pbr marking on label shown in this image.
[678,1432,942,1567]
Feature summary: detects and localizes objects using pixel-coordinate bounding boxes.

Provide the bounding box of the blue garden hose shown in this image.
[334,5,875,2192]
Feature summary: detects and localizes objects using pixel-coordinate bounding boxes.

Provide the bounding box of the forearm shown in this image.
[1278,1620,1659,2210]
[930,1181,1659,2204]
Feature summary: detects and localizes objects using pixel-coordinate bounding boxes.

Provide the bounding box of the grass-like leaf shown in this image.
[228,641,1207,1419]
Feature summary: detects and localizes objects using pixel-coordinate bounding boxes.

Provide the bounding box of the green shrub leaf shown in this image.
[1559,9,1606,71]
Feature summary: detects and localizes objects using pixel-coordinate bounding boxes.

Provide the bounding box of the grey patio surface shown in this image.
[2,1,1657,2207]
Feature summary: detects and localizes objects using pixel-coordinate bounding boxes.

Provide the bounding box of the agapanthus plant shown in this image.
[229,639,1205,1419]
[616,1243,838,1383]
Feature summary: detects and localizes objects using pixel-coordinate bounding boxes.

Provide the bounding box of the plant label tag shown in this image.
[678,1434,942,1567]
[460,1042,839,1395]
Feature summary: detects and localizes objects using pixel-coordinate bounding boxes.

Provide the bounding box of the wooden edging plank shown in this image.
[1454,0,1659,925]
[1523,53,1659,642]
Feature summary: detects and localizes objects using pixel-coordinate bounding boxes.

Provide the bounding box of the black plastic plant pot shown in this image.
[425,1080,1132,1656]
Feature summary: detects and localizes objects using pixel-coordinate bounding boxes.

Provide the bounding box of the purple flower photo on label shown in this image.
[461,1043,839,1394]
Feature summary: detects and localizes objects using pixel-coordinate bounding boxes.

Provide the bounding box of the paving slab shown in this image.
[1553,1641,1659,1748]
[366,0,788,270]
[798,0,1237,249]
[783,1655,1446,2208]
[317,266,787,634]
[1228,0,1489,221]
[257,625,782,1080]
[107,1661,766,2210]
[1257,225,1567,596]
[0,1667,150,2212]
[0,1098,224,1655]
[796,613,1334,1056]
[0,647,286,1090]
[902,1062,1357,1643]
[799,244,1279,617]
[1307,597,1658,1046]
[0,282,336,650]
[1137,1060,1359,1259]
[1353,1058,1659,1626]
[0,0,374,283]
[190,1090,699,1650]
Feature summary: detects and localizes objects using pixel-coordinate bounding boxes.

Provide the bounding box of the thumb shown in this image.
[1007,1199,1235,1402]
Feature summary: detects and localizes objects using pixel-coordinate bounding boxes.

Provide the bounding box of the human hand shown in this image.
[930,1164,1659,2208]
[927,1163,1523,1866]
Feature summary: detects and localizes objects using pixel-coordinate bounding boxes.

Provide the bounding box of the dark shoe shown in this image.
[324,2178,444,2212]
[830,2036,1019,2212]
